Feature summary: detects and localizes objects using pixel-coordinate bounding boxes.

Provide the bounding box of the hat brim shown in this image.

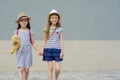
[49,13,61,18]
[15,16,31,24]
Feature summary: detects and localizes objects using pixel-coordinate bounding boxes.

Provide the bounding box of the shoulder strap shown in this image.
[16,29,18,35]
[16,29,33,44]
[29,29,33,44]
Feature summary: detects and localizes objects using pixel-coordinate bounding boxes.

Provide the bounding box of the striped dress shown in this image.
[14,29,33,68]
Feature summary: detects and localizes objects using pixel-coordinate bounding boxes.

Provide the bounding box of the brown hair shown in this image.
[17,17,31,30]
[44,13,61,40]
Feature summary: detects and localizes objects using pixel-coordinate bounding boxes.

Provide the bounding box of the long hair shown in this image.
[44,13,61,40]
[17,18,31,30]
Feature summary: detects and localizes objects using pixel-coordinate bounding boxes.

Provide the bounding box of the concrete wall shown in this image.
[0,0,120,40]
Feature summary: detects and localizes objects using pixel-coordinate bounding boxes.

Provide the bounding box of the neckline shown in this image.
[19,29,28,32]
[51,26,56,29]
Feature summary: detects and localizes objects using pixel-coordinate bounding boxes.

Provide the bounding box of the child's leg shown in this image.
[55,62,61,80]
[24,68,29,80]
[18,67,25,80]
[48,61,53,80]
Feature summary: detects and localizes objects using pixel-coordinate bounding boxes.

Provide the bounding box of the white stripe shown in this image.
[45,27,62,49]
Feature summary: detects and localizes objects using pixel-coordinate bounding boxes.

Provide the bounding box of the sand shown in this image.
[0,40,120,73]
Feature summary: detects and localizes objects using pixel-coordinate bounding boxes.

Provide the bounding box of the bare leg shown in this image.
[18,67,25,80]
[48,61,53,80]
[24,68,29,80]
[55,62,61,80]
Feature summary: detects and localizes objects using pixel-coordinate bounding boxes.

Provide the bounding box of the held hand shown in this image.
[41,49,44,56]
[40,50,43,56]
[12,42,16,46]
[37,50,43,56]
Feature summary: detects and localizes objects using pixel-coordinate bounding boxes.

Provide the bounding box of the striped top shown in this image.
[45,27,63,49]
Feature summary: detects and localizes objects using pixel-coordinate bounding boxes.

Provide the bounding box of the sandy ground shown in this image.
[0,70,120,80]
[0,40,120,80]
[0,40,120,73]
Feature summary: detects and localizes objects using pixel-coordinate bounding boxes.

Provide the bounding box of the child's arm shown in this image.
[41,33,47,53]
[31,34,42,55]
[60,34,64,58]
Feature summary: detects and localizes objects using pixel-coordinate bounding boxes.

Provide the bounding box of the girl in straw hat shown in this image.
[42,9,64,80]
[13,12,42,80]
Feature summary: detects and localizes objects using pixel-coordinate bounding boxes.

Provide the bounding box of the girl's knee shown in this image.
[55,67,60,72]
[18,68,25,73]
[55,62,61,72]
[25,69,29,73]
[25,70,29,74]
[48,66,53,72]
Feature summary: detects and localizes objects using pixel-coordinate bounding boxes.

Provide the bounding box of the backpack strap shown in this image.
[16,29,18,35]
[16,29,33,44]
[29,29,33,44]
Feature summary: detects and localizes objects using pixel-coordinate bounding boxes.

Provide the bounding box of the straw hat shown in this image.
[16,12,31,23]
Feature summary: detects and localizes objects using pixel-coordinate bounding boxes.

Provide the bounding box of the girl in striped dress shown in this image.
[13,12,42,80]
[42,9,64,80]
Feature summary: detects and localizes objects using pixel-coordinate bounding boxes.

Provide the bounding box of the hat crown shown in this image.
[16,12,30,23]
[50,9,58,14]
[17,12,28,19]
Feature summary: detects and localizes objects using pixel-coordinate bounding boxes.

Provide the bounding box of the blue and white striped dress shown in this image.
[14,29,33,68]
[43,27,63,61]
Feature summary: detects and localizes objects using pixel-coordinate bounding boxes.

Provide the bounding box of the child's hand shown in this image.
[12,42,17,46]
[60,52,64,59]
[38,50,43,56]
[42,49,44,54]
[12,42,15,45]
[41,49,44,56]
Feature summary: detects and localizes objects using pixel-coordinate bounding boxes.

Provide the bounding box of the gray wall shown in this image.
[0,0,120,40]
